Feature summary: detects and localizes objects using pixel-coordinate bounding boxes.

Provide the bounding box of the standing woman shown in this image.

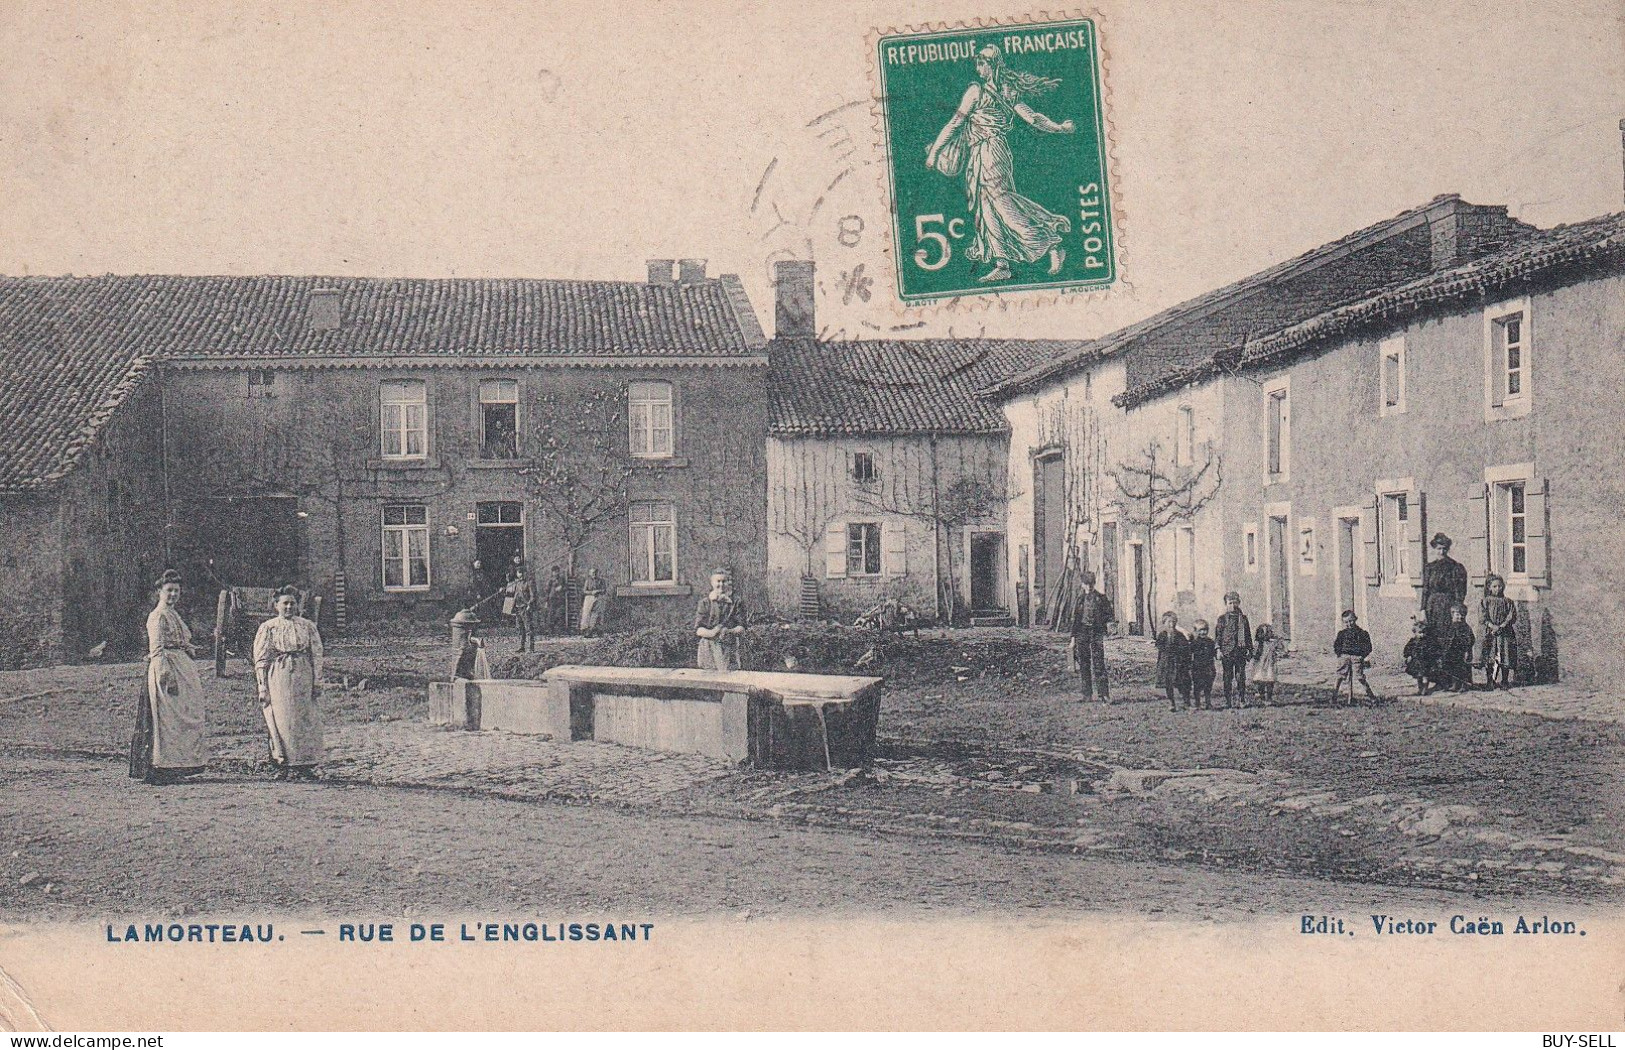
[139,570,209,785]
[254,585,325,781]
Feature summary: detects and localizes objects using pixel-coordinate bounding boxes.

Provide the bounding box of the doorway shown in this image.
[1267,513,1293,640]
[1100,521,1119,620]
[1335,513,1365,630]
[1034,452,1066,620]
[969,532,1006,613]
[474,502,525,599]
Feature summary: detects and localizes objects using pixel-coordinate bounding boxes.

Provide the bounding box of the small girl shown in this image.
[1155,611,1193,711]
[1480,574,1517,688]
[1438,603,1476,691]
[1249,623,1287,706]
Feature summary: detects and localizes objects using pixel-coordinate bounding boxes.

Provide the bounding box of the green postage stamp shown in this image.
[875,16,1116,302]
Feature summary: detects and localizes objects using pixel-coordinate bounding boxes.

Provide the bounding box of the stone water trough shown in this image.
[429,665,883,772]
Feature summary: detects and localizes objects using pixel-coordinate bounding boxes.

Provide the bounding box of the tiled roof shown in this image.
[0,273,766,492]
[1116,209,1625,407]
[992,195,1538,398]
[769,337,1086,437]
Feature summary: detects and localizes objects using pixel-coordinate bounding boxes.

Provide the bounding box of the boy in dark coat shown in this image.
[1214,591,1253,707]
[1332,610,1379,704]
[1402,619,1438,695]
[1155,611,1193,711]
[1189,619,1218,709]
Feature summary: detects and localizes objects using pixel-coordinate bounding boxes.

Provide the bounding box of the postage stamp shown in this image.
[874,15,1117,303]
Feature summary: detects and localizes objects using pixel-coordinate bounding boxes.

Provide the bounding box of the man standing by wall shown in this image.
[1070,570,1114,704]
[695,568,747,671]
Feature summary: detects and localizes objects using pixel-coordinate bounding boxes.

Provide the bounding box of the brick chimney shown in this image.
[647,259,676,285]
[774,260,816,338]
[1426,196,1537,270]
[677,259,708,284]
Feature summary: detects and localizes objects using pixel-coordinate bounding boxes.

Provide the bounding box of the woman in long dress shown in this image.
[253,585,324,781]
[139,569,208,784]
[578,568,606,636]
[926,45,1075,283]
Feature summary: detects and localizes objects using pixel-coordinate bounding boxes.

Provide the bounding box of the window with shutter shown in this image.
[1465,483,1490,586]
[1525,479,1549,586]
[1360,501,1380,585]
[824,522,847,579]
[882,521,908,576]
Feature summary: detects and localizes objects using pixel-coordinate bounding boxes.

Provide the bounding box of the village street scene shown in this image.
[1,3,1623,939]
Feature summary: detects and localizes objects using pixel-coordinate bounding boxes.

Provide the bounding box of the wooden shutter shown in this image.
[1360,500,1380,585]
[824,522,847,579]
[1465,483,1489,586]
[882,520,908,576]
[1525,478,1549,586]
[1404,489,1425,584]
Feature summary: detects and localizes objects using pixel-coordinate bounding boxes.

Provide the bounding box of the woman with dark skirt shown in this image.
[131,570,208,785]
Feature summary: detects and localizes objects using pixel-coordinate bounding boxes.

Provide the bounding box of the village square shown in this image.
[2,179,1623,921]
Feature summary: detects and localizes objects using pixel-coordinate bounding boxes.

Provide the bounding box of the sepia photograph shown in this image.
[0,0,1621,1032]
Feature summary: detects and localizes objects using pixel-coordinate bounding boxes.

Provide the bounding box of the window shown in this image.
[1497,481,1528,576]
[1379,335,1405,415]
[1179,525,1196,591]
[846,522,882,576]
[479,379,519,459]
[476,501,523,526]
[851,451,877,483]
[628,501,676,584]
[247,369,276,398]
[1264,379,1289,479]
[382,505,430,591]
[1244,523,1259,573]
[1174,406,1194,467]
[628,381,674,458]
[1485,299,1533,420]
[1379,492,1410,581]
[1298,518,1317,574]
[380,380,428,460]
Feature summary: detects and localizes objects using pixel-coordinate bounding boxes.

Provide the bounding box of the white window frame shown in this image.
[1484,296,1532,421]
[628,381,675,459]
[846,521,883,577]
[1378,334,1406,417]
[1243,522,1260,574]
[1174,405,1194,468]
[1374,475,1420,598]
[478,378,520,459]
[380,379,429,461]
[381,504,431,592]
[1263,376,1290,483]
[1485,462,1538,599]
[628,500,677,585]
[1297,517,1317,576]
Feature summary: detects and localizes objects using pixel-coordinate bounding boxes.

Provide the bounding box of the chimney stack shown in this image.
[773,260,816,339]
[647,259,676,285]
[677,259,708,284]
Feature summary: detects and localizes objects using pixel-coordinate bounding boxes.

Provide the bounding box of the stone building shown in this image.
[994,195,1625,691]
[766,262,1075,623]
[0,262,769,663]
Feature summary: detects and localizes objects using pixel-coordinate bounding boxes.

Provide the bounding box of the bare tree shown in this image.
[521,385,635,578]
[1110,439,1222,624]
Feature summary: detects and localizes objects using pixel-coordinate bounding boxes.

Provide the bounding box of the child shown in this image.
[1332,610,1379,705]
[1189,619,1217,709]
[1250,623,1287,706]
[1155,611,1193,711]
[1402,619,1438,695]
[1480,574,1518,688]
[1214,591,1253,708]
[1437,603,1476,691]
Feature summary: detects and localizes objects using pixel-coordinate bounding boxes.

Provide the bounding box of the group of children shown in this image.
[1153,592,1292,711]
[1402,573,1520,694]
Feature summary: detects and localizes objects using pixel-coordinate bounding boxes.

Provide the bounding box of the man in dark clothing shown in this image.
[1333,609,1379,704]
[1069,570,1114,704]
[1214,591,1253,707]
[508,566,538,652]
[545,566,569,636]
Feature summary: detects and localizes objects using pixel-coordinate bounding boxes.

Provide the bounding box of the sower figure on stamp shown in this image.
[925,45,1074,283]
[695,568,747,671]
[1069,570,1114,704]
